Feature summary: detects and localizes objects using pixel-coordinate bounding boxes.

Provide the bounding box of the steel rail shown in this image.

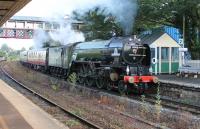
[1,62,172,129]
[0,64,102,129]
[145,94,200,115]
[160,81,200,92]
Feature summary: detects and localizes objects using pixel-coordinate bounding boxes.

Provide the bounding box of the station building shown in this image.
[0,16,84,39]
[140,26,182,75]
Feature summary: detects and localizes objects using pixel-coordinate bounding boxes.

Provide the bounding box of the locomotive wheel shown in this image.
[77,75,85,84]
[77,65,86,85]
[85,78,94,87]
[118,80,127,95]
[96,78,104,89]
[106,82,113,91]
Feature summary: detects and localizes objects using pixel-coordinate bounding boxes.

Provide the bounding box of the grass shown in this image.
[140,95,149,117]
[67,72,77,84]
[49,78,60,91]
[5,61,200,129]
[155,83,162,121]
[71,108,84,116]
[65,119,80,127]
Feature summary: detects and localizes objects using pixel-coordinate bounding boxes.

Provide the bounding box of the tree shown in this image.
[73,7,123,41]
[1,44,11,53]
[174,0,200,59]
[0,50,6,57]
[134,0,200,59]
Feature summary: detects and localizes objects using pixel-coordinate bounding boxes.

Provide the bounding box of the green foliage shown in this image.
[65,120,80,127]
[50,78,60,91]
[155,84,162,120]
[67,72,77,84]
[171,0,200,59]
[73,7,123,41]
[134,0,175,33]
[140,95,148,116]
[135,0,200,59]
[0,44,21,60]
[72,1,200,58]
[71,108,84,116]
[0,50,6,57]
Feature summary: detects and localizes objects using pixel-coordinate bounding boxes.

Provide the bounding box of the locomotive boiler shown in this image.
[20,36,158,94]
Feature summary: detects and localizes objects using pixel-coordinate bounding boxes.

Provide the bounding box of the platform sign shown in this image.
[179,38,184,47]
[179,48,188,52]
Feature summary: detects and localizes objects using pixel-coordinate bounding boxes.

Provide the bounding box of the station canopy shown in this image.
[0,0,31,26]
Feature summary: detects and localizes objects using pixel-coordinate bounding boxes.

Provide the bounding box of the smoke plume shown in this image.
[32,0,138,48]
[48,0,138,35]
[49,23,85,45]
[33,29,49,48]
[75,0,138,35]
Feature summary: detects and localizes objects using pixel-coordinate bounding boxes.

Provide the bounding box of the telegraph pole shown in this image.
[183,14,185,48]
[182,14,186,65]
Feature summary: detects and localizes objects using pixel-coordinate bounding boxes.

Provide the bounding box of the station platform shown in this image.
[158,75,200,88]
[0,79,68,129]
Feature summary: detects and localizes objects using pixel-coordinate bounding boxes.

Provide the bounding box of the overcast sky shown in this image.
[4,0,91,50]
[3,0,70,50]
[15,0,71,17]
[15,0,101,17]
[3,0,137,50]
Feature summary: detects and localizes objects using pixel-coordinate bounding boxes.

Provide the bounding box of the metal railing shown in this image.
[185,60,200,68]
[179,60,200,74]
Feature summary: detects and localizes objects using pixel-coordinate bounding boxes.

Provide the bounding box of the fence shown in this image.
[185,60,200,68]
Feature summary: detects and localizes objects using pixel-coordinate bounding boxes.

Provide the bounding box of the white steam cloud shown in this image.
[33,29,49,48]
[33,18,85,49]
[76,0,138,35]
[32,0,138,48]
[49,23,85,45]
[48,0,138,34]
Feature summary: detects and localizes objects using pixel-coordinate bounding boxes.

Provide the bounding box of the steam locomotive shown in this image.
[20,36,158,94]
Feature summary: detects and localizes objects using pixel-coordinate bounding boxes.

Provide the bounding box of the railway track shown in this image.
[144,94,200,115]
[3,61,200,128]
[0,61,173,129]
[0,62,102,129]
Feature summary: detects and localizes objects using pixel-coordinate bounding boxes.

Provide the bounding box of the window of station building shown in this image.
[26,22,34,29]
[45,23,52,30]
[34,22,43,29]
[172,47,179,61]
[161,47,169,61]
[7,21,16,28]
[16,22,25,28]
[53,23,60,29]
